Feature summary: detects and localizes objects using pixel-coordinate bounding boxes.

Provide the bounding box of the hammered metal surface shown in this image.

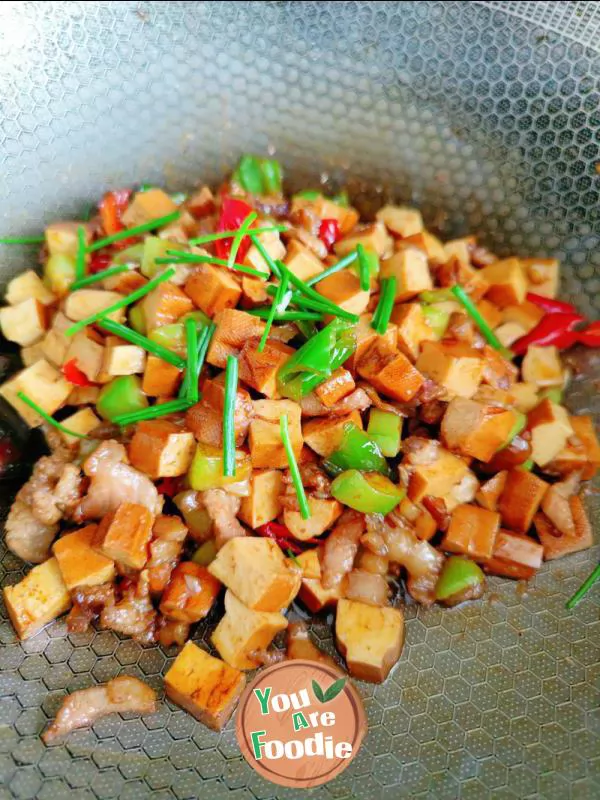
[0,2,599,799]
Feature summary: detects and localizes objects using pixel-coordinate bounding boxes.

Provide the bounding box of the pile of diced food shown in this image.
[0,155,598,740]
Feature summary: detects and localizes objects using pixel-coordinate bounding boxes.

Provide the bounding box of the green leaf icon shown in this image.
[323,677,347,702]
[312,679,325,703]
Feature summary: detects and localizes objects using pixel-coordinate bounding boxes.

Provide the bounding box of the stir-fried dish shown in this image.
[1,155,598,739]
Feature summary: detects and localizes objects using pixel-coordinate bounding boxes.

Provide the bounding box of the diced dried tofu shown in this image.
[522,257,559,299]
[52,525,115,590]
[283,239,324,281]
[443,236,475,268]
[335,598,405,683]
[399,231,447,265]
[67,385,100,406]
[497,468,548,533]
[510,382,539,413]
[103,342,146,376]
[484,529,543,580]
[283,497,343,541]
[313,196,359,235]
[390,303,436,361]
[436,259,489,302]
[245,230,285,273]
[142,355,182,396]
[249,398,302,468]
[45,221,91,258]
[441,398,518,462]
[314,368,355,407]
[64,331,105,382]
[303,411,363,457]
[416,341,484,399]
[128,419,195,478]
[476,299,503,330]
[21,342,45,367]
[186,186,216,217]
[481,345,518,391]
[334,222,393,259]
[442,504,500,562]
[380,248,433,301]
[241,275,268,305]
[316,271,370,316]
[475,471,508,512]
[521,345,563,388]
[502,301,544,333]
[122,189,178,227]
[238,469,283,528]
[59,408,101,446]
[0,298,46,346]
[238,337,294,398]
[480,258,527,307]
[495,321,527,348]
[376,205,423,238]
[159,562,221,622]
[64,290,126,324]
[3,558,71,640]
[212,590,288,670]
[407,448,470,503]
[208,537,301,612]
[6,270,56,306]
[526,399,573,466]
[94,502,154,569]
[0,359,71,427]
[535,496,593,560]
[142,282,193,330]
[207,309,265,369]
[548,415,600,480]
[184,264,242,317]
[295,549,341,612]
[101,269,147,295]
[41,312,72,367]
[164,641,245,731]
[357,339,424,402]
[344,313,398,373]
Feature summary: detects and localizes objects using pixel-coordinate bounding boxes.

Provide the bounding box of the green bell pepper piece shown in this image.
[148,310,211,356]
[191,539,218,566]
[128,302,146,334]
[277,318,357,401]
[324,422,389,476]
[521,459,534,472]
[187,444,251,491]
[435,556,485,605]
[294,190,321,202]
[44,253,76,296]
[96,375,148,421]
[260,158,283,194]
[232,155,265,194]
[496,411,527,451]
[331,470,404,514]
[141,236,185,278]
[331,190,349,208]
[367,409,403,457]
[419,288,455,304]
[111,242,145,266]
[422,304,450,339]
[539,387,563,404]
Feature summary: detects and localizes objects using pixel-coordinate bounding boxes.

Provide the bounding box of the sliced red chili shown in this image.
[526,292,579,315]
[318,218,341,251]
[89,252,113,274]
[511,312,584,355]
[156,477,180,498]
[577,320,600,347]
[62,359,93,387]
[214,196,255,261]
[255,521,321,555]
[99,189,131,237]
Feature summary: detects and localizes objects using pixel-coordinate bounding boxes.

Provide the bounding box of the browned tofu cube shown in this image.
[442,504,500,562]
[390,302,436,361]
[0,359,72,427]
[334,221,393,259]
[241,275,268,305]
[416,341,484,399]
[436,258,489,302]
[142,355,182,397]
[497,469,548,533]
[480,258,527,307]
[94,502,154,569]
[481,344,518,390]
[186,186,215,218]
[207,309,265,368]
[443,236,475,267]
[476,299,503,330]
[53,525,115,590]
[283,497,343,541]
[159,562,221,622]
[129,419,195,478]
[238,469,283,528]
[376,205,423,238]
[548,415,600,480]
[283,239,324,281]
[142,282,193,331]
[407,448,470,503]
[357,339,424,402]
[522,257,559,298]
[398,498,438,541]
[67,385,101,406]
[212,590,288,670]
[122,188,178,227]
[164,641,245,731]
[249,399,302,468]
[534,495,593,560]
[295,549,341,612]
[484,529,543,580]
[400,230,447,264]
[510,382,539,413]
[314,368,355,407]
[303,411,363,457]
[238,337,294,398]
[502,301,544,333]
[522,345,564,388]
[0,298,47,346]
[441,397,519,462]
[527,398,574,467]
[336,599,405,683]
[475,471,508,512]
[244,230,285,274]
[185,265,242,317]
[3,558,71,640]
[380,248,433,301]
[316,271,370,316]
[344,313,398,373]
[313,196,359,235]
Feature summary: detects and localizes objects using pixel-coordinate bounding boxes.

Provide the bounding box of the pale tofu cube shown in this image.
[21,342,45,367]
[283,497,343,541]
[335,599,405,683]
[185,264,242,317]
[0,298,46,346]
[477,299,503,330]
[93,502,154,569]
[186,185,216,217]
[390,302,436,361]
[41,312,71,366]
[245,230,285,274]
[303,411,363,457]
[416,341,484,399]
[502,301,544,333]
[380,249,433,301]
[376,205,423,238]
[295,549,341,612]
[53,525,115,590]
[441,397,519,462]
[0,359,71,426]
[407,448,470,503]
[59,408,101,446]
[316,271,370,316]
[522,345,563,388]
[122,188,178,227]
[548,415,600,480]
[494,321,527,348]
[103,343,146,376]
[64,290,126,324]
[238,469,283,528]
[3,558,71,640]
[142,282,193,330]
[522,257,559,298]
[67,385,101,406]
[497,469,548,533]
[249,399,303,469]
[510,382,539,413]
[64,331,105,382]
[480,258,527,307]
[527,399,574,466]
[5,270,56,306]
[207,309,265,369]
[164,641,245,731]
[212,590,288,670]
[313,197,359,235]
[45,221,91,258]
[334,221,393,259]
[283,239,324,281]
[443,236,475,267]
[208,537,301,612]
[128,419,195,478]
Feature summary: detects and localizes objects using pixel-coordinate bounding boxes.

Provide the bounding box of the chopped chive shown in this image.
[266,284,356,323]
[16,392,88,438]
[71,264,130,291]
[65,267,176,337]
[276,260,359,322]
[247,309,323,322]
[305,250,358,287]
[286,548,302,568]
[0,236,45,245]
[197,321,215,376]
[451,285,513,358]
[184,318,199,404]
[566,563,600,609]
[357,244,370,291]
[155,253,267,280]
[75,226,86,282]
[259,273,289,352]
[228,211,257,268]
[223,355,238,478]
[97,318,185,368]
[188,224,287,246]
[280,414,310,520]
[87,211,181,253]
[113,398,190,426]
[372,277,397,334]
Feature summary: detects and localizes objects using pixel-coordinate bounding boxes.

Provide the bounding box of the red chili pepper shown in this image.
[156,477,180,498]
[214,196,255,261]
[255,521,322,555]
[526,292,579,315]
[62,359,93,387]
[318,218,341,251]
[89,252,112,274]
[577,320,600,347]
[99,189,131,237]
[512,312,584,355]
